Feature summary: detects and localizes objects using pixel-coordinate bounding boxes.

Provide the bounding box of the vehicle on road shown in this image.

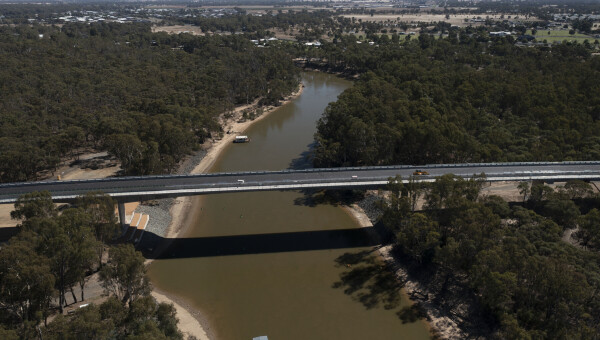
[413,170,429,176]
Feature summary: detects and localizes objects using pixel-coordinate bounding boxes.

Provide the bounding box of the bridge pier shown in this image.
[117,201,127,234]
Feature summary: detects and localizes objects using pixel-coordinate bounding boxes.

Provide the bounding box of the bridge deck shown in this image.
[1,162,600,203]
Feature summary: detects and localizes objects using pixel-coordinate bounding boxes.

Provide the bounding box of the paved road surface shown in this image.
[1,162,600,203]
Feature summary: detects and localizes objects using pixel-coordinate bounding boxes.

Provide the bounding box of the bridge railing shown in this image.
[7,171,598,195]
[3,161,600,189]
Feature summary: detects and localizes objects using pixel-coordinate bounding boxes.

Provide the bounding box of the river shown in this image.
[148,72,431,340]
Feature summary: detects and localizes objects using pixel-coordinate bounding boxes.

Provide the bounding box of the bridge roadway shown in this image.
[2,161,600,204]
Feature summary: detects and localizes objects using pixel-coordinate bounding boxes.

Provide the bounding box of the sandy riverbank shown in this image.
[148,83,305,340]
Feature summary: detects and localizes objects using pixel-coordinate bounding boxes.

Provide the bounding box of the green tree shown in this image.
[562,180,593,199]
[395,213,440,264]
[542,199,580,230]
[58,208,98,303]
[75,192,120,267]
[425,174,485,212]
[0,231,55,325]
[481,195,510,218]
[105,134,144,175]
[46,304,111,340]
[517,182,530,203]
[528,181,553,207]
[386,175,410,217]
[405,175,424,212]
[11,191,57,222]
[575,208,600,250]
[100,244,151,305]
[0,326,18,340]
[39,218,76,313]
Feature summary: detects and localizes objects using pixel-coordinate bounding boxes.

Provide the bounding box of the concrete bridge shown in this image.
[2,162,600,204]
[2,161,600,227]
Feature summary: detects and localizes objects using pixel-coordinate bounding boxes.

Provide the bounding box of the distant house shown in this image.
[490,31,512,37]
[305,41,322,47]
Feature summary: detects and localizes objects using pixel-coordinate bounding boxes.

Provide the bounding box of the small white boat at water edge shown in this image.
[234,135,250,143]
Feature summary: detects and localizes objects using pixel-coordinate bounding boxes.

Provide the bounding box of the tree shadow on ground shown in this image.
[333,249,404,311]
[333,249,432,326]
[294,189,365,208]
[397,304,427,324]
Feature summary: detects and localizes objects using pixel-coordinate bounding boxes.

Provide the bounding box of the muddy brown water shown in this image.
[148,72,431,340]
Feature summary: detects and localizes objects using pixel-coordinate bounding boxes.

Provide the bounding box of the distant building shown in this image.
[490,31,512,37]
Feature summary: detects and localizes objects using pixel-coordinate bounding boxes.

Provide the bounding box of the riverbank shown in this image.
[160,82,305,242]
[144,83,305,340]
[343,192,465,340]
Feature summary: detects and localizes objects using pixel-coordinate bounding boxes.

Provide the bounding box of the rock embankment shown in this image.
[137,150,207,252]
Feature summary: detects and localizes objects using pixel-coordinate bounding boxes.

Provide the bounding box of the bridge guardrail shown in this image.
[2,161,600,190]
[4,174,600,204]
[3,170,600,197]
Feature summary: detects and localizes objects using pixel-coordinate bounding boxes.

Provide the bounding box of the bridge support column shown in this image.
[117,201,127,234]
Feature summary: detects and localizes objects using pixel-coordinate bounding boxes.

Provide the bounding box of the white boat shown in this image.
[233,135,250,143]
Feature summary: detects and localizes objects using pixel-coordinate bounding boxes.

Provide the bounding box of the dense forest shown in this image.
[312,33,600,166]
[0,22,299,182]
[381,176,600,338]
[1,5,600,339]
[296,17,600,339]
[0,192,182,339]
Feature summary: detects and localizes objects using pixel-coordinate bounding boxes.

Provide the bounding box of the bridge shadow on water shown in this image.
[141,220,426,323]
[142,224,385,260]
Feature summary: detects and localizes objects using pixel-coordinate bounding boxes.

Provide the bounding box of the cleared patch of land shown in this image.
[342,13,539,27]
[526,29,597,43]
[152,25,206,35]
[0,205,15,230]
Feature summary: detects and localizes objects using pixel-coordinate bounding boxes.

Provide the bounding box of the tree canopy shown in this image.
[0,22,299,181]
[0,192,181,339]
[381,176,600,338]
[312,33,600,166]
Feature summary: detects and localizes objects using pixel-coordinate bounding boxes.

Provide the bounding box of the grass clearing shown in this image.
[527,29,596,43]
